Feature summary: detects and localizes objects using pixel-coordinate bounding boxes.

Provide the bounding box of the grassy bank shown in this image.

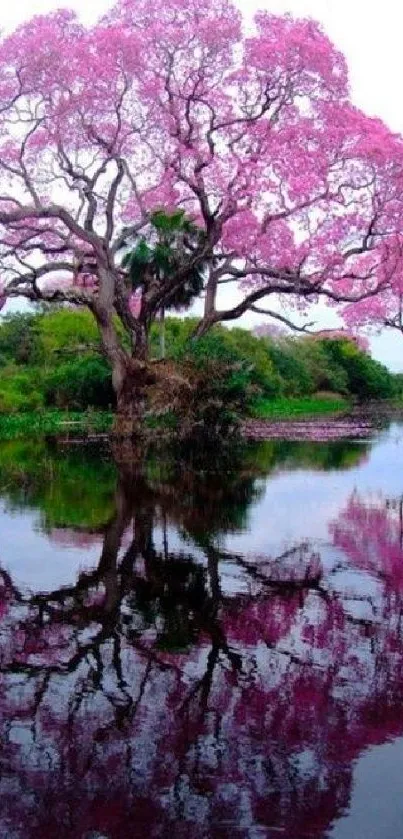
[0,309,398,439]
[250,396,349,420]
[0,410,113,441]
[0,311,398,418]
[0,399,351,441]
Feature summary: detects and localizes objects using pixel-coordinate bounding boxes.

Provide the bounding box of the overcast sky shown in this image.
[1,0,402,369]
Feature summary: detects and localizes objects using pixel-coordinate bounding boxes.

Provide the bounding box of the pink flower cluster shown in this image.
[0,0,401,330]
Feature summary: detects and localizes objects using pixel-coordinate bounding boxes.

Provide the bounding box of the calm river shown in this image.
[1,423,403,838]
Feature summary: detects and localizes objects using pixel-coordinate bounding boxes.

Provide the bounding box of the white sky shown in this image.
[1,0,403,370]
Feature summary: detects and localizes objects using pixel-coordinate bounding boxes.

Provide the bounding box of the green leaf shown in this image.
[151,209,187,234]
[154,242,175,274]
[133,239,152,264]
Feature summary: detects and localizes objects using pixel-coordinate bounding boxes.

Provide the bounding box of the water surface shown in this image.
[1,426,403,838]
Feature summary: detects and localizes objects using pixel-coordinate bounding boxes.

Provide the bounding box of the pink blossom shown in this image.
[128,288,142,318]
[0,279,6,312]
[0,0,401,336]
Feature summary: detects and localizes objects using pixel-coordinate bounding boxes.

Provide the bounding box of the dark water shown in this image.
[1,425,403,838]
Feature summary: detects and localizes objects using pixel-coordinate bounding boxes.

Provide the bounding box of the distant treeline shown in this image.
[0,309,400,414]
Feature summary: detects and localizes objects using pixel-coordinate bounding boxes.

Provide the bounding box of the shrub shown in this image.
[35,308,100,361]
[392,373,403,397]
[176,357,254,441]
[0,312,39,365]
[224,328,281,396]
[44,356,114,409]
[264,339,314,396]
[321,339,394,400]
[165,321,280,399]
[0,369,45,414]
[294,340,349,395]
[0,311,397,419]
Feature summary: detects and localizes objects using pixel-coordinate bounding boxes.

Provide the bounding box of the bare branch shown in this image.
[250,306,316,333]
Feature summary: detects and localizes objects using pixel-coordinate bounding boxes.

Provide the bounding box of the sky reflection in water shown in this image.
[0,426,403,838]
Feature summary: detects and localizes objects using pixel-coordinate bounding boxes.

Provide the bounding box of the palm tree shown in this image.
[122,210,206,358]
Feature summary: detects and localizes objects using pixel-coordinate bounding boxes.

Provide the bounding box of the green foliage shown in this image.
[149,316,197,358]
[122,210,205,310]
[320,339,394,400]
[34,308,100,363]
[263,337,349,397]
[292,340,350,395]
[177,357,255,440]
[0,365,45,414]
[43,356,114,409]
[0,309,113,415]
[218,328,281,396]
[148,320,396,426]
[264,340,313,397]
[392,373,403,397]
[149,319,390,407]
[161,326,270,436]
[0,310,397,426]
[162,321,281,399]
[0,386,43,414]
[0,410,112,440]
[0,312,39,366]
[150,208,198,235]
[251,396,348,419]
[122,238,152,276]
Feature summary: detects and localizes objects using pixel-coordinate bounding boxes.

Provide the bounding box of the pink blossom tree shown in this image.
[342,278,403,338]
[0,0,402,431]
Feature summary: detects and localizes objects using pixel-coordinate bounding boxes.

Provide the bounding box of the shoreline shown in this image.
[0,401,400,443]
[241,417,375,442]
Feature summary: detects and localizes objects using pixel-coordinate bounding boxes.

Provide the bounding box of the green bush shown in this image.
[321,339,394,400]
[35,308,100,363]
[155,320,281,398]
[224,328,281,396]
[149,315,197,359]
[261,337,350,397]
[0,387,43,414]
[0,310,398,420]
[264,339,314,396]
[0,368,45,414]
[293,340,349,395]
[177,356,255,441]
[0,310,114,411]
[392,373,403,397]
[44,356,114,409]
[0,313,39,366]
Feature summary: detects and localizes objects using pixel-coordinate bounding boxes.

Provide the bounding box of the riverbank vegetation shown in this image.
[0,309,399,439]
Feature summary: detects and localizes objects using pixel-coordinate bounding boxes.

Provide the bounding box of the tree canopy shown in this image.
[0,0,401,425]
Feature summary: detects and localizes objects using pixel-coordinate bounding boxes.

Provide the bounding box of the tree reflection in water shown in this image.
[1,438,402,838]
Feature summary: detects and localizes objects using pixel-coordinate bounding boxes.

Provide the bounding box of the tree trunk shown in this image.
[94,305,152,440]
[114,365,148,438]
[160,307,166,360]
[113,323,155,439]
[192,312,217,339]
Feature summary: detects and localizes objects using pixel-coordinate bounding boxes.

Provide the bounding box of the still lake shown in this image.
[1,423,403,838]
